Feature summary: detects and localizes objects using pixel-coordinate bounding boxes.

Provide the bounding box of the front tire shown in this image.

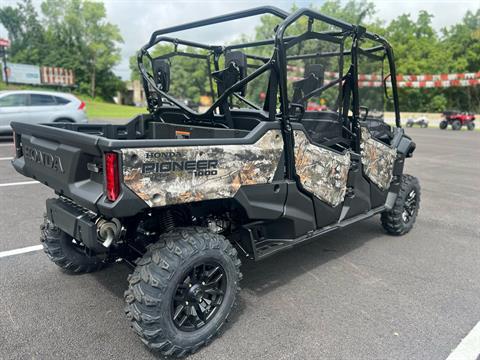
[124,227,242,357]
[439,120,448,129]
[381,175,420,236]
[467,121,475,131]
[40,216,104,273]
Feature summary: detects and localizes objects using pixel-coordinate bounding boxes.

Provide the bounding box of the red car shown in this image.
[440,110,476,130]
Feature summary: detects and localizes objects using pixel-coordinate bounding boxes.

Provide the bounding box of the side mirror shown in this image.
[152,58,170,92]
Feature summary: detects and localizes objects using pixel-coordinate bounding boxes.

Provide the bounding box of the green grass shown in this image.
[84,99,145,120]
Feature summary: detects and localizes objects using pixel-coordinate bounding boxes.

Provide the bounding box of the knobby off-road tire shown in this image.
[124,227,242,358]
[439,120,448,130]
[381,175,421,236]
[467,121,475,131]
[40,216,104,273]
[452,120,462,130]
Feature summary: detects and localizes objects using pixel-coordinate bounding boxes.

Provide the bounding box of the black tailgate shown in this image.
[11,121,104,211]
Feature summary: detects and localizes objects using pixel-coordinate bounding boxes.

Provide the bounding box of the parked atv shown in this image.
[440,110,475,130]
[406,116,428,128]
[11,6,420,358]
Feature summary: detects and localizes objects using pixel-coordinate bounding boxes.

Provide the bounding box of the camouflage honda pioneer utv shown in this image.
[11,6,420,357]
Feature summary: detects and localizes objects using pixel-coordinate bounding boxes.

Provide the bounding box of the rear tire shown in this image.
[124,227,242,357]
[439,120,448,129]
[40,216,104,273]
[467,121,475,131]
[381,175,420,236]
[452,120,462,130]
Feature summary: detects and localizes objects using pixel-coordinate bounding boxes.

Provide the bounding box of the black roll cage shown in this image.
[137,5,401,128]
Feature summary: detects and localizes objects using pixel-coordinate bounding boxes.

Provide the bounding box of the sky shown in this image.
[0,0,479,79]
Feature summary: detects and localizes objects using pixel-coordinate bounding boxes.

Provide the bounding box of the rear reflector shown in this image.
[105,152,120,202]
[13,131,22,158]
[78,101,86,110]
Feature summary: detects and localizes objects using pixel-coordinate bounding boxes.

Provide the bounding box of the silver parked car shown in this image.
[0,90,88,134]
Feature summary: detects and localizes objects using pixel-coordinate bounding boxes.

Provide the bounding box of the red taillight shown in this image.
[78,101,86,110]
[105,152,120,202]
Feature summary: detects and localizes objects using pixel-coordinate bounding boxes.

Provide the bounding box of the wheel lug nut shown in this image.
[202,282,205,285]
[189,284,192,287]
[186,301,189,305]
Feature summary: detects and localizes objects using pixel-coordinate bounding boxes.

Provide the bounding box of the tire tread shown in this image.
[40,216,103,273]
[124,227,241,358]
[381,174,420,236]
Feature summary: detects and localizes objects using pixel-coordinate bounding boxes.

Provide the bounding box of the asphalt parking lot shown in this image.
[0,128,479,360]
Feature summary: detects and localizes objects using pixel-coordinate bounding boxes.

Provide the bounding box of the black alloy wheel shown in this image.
[172,261,227,331]
[402,189,417,223]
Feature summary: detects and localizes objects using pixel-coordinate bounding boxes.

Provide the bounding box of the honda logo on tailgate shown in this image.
[24,146,64,173]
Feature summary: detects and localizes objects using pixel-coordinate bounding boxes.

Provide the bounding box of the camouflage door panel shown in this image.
[293,130,351,207]
[360,126,397,190]
[122,130,283,207]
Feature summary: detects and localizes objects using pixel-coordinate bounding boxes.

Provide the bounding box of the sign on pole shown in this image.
[0,38,10,47]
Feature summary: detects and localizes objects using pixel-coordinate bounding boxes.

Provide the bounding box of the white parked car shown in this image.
[0,90,88,134]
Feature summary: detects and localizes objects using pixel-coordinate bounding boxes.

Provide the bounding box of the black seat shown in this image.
[292,64,325,105]
[301,111,343,145]
[360,117,392,145]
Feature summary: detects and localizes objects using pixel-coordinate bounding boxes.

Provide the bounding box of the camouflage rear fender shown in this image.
[121,130,284,207]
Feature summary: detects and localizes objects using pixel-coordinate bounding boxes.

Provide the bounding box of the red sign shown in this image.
[0,38,10,47]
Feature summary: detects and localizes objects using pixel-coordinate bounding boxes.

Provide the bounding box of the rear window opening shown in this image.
[54,96,71,105]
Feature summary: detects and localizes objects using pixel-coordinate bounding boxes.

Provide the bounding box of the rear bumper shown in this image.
[46,198,106,253]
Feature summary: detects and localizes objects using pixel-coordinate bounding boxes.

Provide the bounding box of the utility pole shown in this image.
[0,38,10,86]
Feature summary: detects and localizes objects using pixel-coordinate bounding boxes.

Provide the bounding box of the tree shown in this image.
[0,0,123,100]
[0,0,46,65]
[41,0,123,98]
[441,10,480,111]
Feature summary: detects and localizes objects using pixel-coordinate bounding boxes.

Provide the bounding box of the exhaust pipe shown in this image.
[96,218,122,248]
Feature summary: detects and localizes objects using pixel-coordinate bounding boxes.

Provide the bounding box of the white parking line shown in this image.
[0,157,13,161]
[0,245,43,259]
[0,143,13,147]
[446,321,480,360]
[0,180,39,187]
